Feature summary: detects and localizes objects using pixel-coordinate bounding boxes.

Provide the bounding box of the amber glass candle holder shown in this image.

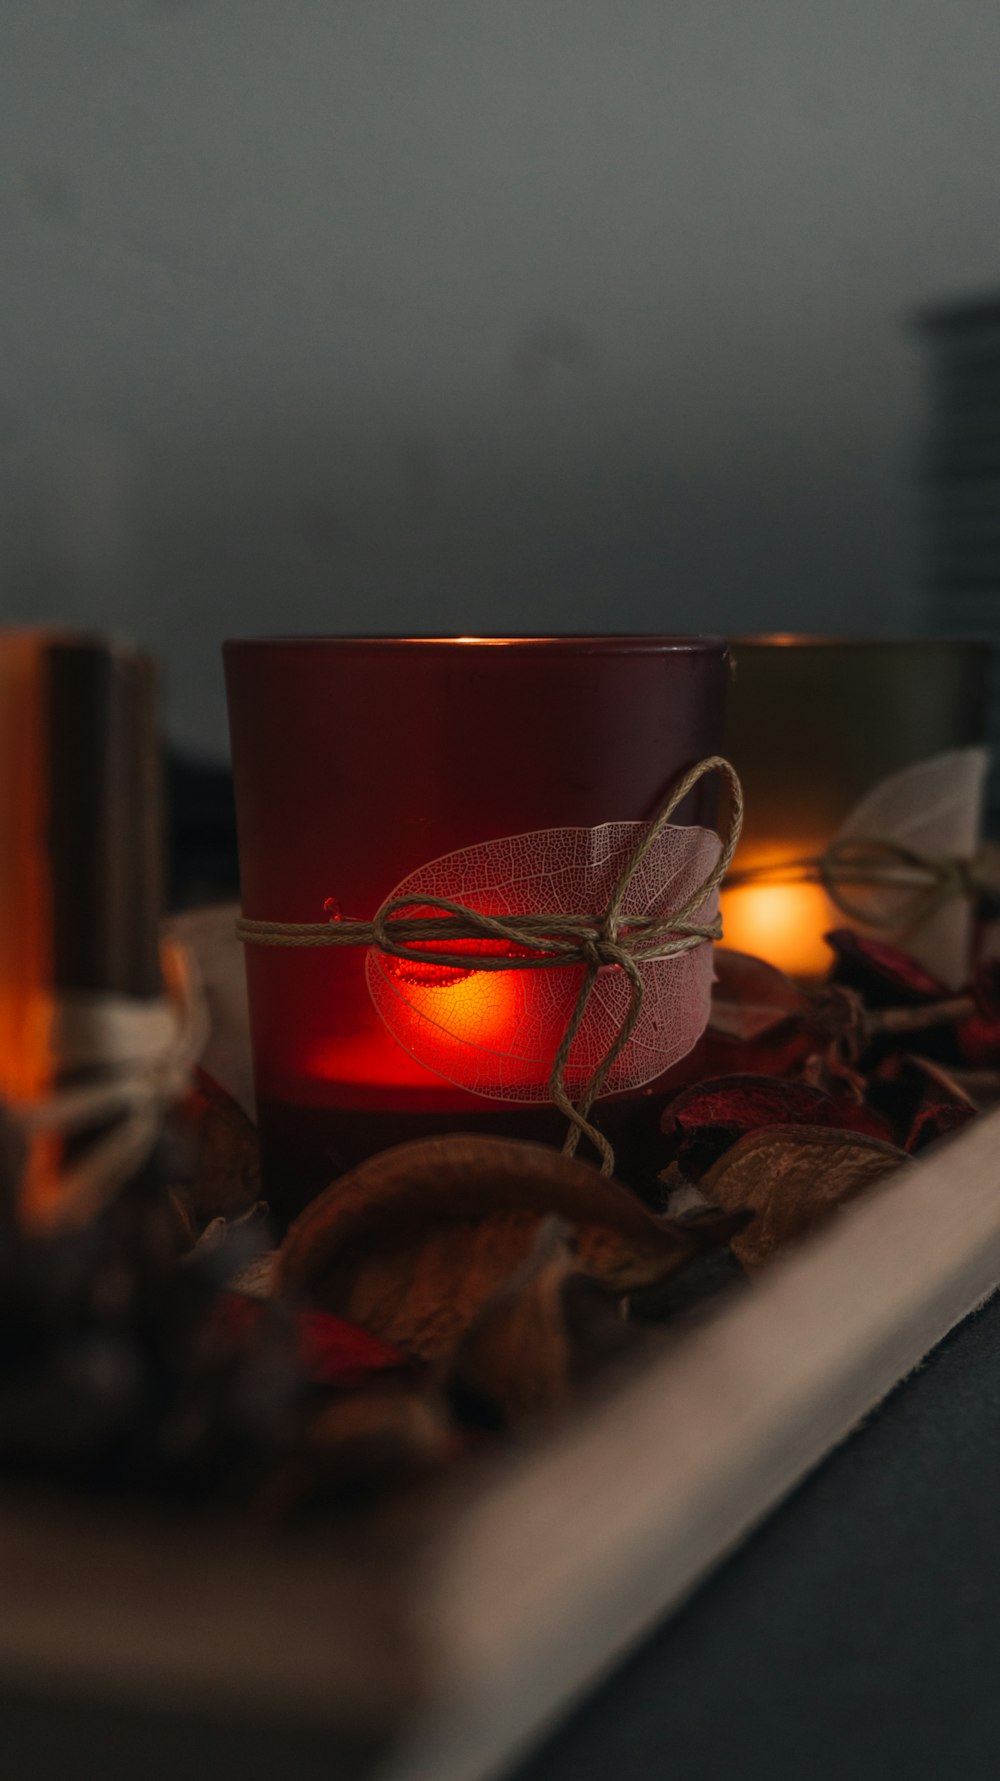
[0,629,162,1224]
[721,637,991,983]
[225,636,731,1219]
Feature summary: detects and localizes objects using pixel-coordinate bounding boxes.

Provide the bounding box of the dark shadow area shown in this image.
[918,293,1000,830]
[0,1680,388,1781]
[513,1290,1000,1781]
[166,751,239,909]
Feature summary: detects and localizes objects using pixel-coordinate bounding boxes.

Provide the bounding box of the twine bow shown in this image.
[10,940,208,1233]
[238,755,744,1174]
[726,837,993,940]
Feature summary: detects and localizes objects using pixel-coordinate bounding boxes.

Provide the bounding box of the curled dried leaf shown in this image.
[826,930,948,1007]
[902,1053,979,1111]
[709,950,811,1041]
[905,1102,975,1155]
[661,1074,893,1180]
[307,1385,453,1471]
[449,1218,576,1428]
[277,1136,710,1361]
[957,1009,1000,1067]
[213,1294,409,1389]
[180,1069,262,1223]
[868,1052,979,1151]
[970,959,1000,1021]
[700,1122,908,1271]
[264,1382,457,1519]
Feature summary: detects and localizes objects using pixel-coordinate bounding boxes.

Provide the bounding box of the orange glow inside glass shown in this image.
[719,850,836,981]
[309,958,524,1088]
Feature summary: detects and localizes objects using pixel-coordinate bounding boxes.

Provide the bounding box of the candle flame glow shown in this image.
[308,964,522,1089]
[720,876,836,980]
[405,636,537,646]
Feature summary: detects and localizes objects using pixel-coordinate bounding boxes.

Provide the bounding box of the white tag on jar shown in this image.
[366,819,722,1103]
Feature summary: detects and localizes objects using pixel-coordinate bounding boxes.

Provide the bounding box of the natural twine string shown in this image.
[238,755,744,1174]
[725,837,993,940]
[10,940,209,1234]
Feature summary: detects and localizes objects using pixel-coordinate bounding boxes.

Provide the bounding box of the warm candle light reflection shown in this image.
[720,868,836,981]
[308,966,522,1090]
[0,636,60,1216]
[386,960,523,1058]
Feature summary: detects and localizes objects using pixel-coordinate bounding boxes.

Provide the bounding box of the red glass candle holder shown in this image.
[225,636,731,1220]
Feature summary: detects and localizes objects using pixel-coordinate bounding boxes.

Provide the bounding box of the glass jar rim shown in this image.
[732,633,990,653]
[223,633,730,656]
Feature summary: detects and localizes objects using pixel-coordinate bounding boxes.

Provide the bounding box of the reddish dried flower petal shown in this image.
[956,1013,1000,1068]
[661,1074,894,1180]
[296,1310,409,1386]
[971,960,1000,1020]
[905,1102,976,1155]
[709,950,810,1042]
[702,1027,816,1083]
[214,1294,409,1388]
[825,930,948,1006]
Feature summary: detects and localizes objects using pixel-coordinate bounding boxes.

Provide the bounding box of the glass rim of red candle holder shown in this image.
[223,634,730,656]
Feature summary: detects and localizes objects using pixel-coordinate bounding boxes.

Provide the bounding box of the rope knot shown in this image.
[582,933,629,970]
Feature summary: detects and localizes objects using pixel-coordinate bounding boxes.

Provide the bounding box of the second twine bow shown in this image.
[725,836,997,940]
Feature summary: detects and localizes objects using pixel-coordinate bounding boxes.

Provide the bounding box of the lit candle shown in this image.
[719,856,836,981]
[721,637,990,984]
[0,630,162,1222]
[225,636,731,1220]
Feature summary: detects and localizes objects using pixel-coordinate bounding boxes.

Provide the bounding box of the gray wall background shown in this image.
[1,1,998,758]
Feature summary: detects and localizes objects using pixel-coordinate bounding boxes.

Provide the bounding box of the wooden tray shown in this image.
[3,911,997,1781]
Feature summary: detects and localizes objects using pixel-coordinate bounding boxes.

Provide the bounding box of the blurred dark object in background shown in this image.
[166,754,239,910]
[919,294,1000,831]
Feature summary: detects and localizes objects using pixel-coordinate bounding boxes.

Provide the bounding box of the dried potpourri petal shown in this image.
[702,1021,817,1084]
[177,1068,263,1224]
[700,1123,909,1271]
[821,931,981,1068]
[214,1294,411,1390]
[863,1052,974,1151]
[448,1218,577,1428]
[661,1074,895,1182]
[706,950,879,1084]
[447,1215,666,1430]
[905,1100,976,1155]
[709,950,813,1042]
[970,958,1000,1019]
[258,1380,459,1522]
[825,929,950,1008]
[276,1135,722,1363]
[627,1197,750,1325]
[905,1054,980,1110]
[955,1016,1000,1066]
[955,965,1000,1065]
[705,947,817,1083]
[874,1052,978,1154]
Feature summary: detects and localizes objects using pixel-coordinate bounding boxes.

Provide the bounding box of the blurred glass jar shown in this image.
[720,636,991,984]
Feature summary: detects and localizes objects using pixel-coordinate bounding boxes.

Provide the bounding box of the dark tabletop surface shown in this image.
[511,1289,1000,1781]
